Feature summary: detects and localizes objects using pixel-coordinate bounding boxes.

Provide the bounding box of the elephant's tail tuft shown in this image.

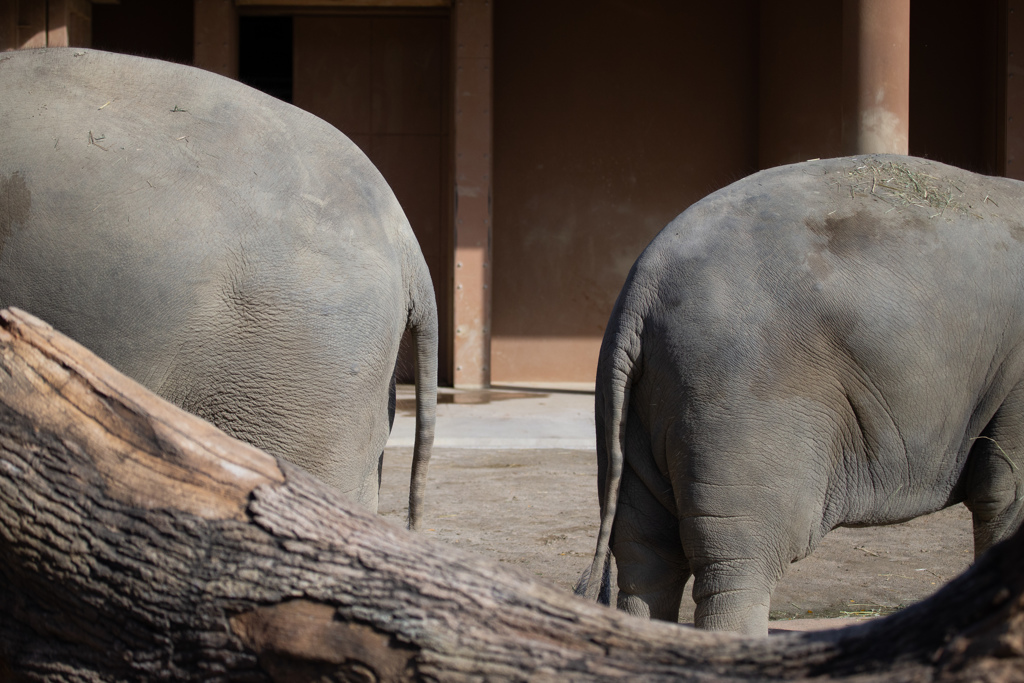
[573,553,613,605]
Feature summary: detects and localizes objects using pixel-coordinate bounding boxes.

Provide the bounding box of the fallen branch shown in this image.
[0,307,1022,680]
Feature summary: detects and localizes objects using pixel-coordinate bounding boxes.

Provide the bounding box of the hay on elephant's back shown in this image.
[841,158,976,218]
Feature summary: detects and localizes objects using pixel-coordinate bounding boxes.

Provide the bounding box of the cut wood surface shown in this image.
[0,306,1023,681]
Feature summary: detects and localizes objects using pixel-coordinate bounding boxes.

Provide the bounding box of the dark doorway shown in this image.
[92,0,193,64]
[909,0,1002,174]
[239,16,293,103]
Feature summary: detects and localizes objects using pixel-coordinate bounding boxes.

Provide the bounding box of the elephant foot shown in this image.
[617,587,684,622]
[692,587,771,636]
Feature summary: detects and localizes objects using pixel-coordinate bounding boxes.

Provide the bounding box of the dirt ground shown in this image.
[379,446,974,626]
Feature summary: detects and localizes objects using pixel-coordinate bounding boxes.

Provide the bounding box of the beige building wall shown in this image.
[490,0,759,384]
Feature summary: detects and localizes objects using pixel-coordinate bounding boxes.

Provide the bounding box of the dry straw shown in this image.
[841,159,973,218]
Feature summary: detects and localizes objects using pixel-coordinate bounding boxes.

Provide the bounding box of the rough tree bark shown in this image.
[0,306,1023,682]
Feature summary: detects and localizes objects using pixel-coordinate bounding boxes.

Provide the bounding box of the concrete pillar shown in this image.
[49,0,71,47]
[451,0,492,389]
[46,0,92,48]
[194,0,238,79]
[841,0,910,155]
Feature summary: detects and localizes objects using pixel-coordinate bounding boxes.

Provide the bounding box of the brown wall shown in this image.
[759,0,1005,173]
[491,0,759,383]
[909,0,1003,175]
[93,0,193,64]
[1,0,93,50]
[758,1,843,169]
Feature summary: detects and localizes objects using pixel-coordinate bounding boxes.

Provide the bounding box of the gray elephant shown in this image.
[0,48,437,528]
[581,154,1024,635]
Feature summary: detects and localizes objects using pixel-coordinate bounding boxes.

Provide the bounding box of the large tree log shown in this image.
[0,307,1023,682]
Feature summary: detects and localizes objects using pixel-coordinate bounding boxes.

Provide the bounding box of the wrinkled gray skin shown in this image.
[581,154,1024,635]
[0,48,437,528]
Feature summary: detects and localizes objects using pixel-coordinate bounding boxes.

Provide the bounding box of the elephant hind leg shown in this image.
[612,463,690,622]
[681,503,781,635]
[688,550,774,636]
[966,392,1024,556]
[680,478,811,635]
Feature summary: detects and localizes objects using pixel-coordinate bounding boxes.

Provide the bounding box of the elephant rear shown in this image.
[0,47,437,527]
[586,154,1024,635]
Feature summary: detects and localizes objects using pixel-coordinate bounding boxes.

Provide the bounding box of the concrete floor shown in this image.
[386,384,597,450]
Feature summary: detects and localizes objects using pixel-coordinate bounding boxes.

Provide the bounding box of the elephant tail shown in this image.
[573,552,613,605]
[584,302,643,603]
[406,258,438,531]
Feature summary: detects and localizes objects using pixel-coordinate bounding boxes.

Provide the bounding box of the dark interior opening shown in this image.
[239,16,294,103]
[92,0,194,65]
[909,0,1002,174]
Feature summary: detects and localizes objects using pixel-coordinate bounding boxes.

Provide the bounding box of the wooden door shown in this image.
[293,15,451,384]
